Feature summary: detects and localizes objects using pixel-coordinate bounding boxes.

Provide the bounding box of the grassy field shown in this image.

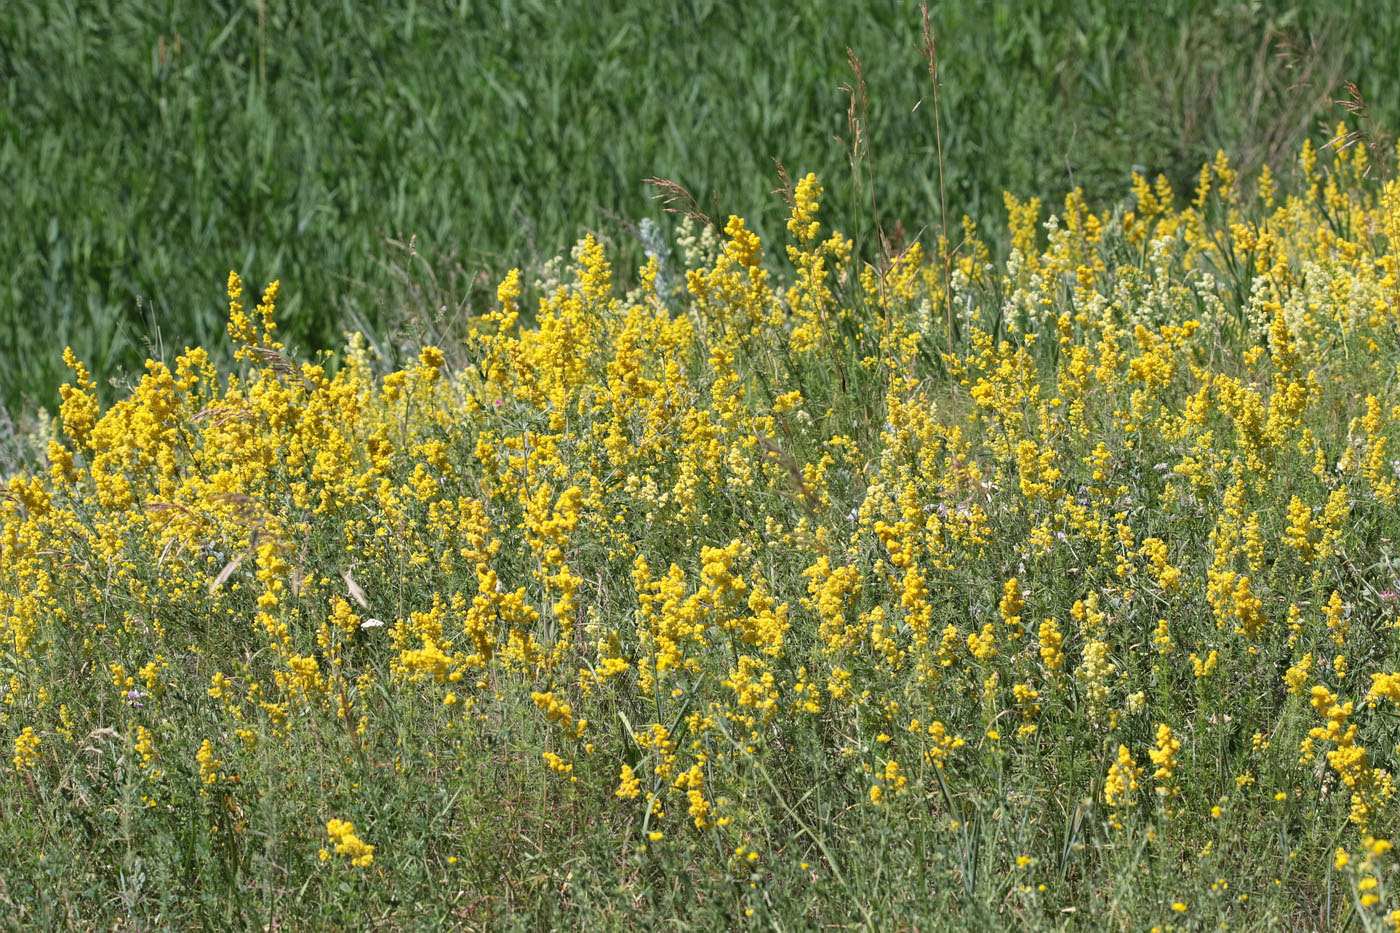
[3,0,1398,411]
[4,125,1400,927]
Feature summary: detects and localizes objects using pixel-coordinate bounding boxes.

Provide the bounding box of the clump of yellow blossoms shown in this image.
[1104,745,1142,808]
[323,818,374,868]
[11,727,39,772]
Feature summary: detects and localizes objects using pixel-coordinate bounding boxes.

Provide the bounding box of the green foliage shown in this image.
[2,0,1397,409]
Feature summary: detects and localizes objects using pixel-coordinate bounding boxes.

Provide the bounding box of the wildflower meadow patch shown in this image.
[4,132,1400,929]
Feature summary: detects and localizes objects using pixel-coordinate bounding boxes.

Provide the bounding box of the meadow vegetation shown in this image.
[3,122,1400,929]
[3,0,1398,409]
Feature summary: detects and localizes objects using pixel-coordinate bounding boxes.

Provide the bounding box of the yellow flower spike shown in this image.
[723,215,763,269]
[786,172,824,244]
[11,727,40,772]
[1149,725,1181,797]
[1103,744,1142,808]
[1038,619,1064,674]
[254,279,283,352]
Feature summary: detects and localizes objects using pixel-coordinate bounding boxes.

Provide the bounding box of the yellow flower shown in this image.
[1149,725,1181,797]
[1103,745,1142,808]
[11,727,40,772]
[1038,619,1064,674]
[541,751,573,775]
[195,739,223,787]
[326,818,375,868]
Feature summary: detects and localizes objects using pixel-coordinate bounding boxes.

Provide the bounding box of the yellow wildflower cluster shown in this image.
[11,726,39,772]
[4,128,1400,922]
[323,818,374,868]
[1104,744,1142,808]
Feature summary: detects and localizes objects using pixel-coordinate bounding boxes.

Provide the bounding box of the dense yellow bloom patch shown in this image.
[324,818,374,867]
[4,129,1400,923]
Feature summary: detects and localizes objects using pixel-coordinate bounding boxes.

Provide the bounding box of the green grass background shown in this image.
[1,0,1396,410]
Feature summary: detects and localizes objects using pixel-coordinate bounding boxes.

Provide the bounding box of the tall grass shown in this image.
[2,0,1395,408]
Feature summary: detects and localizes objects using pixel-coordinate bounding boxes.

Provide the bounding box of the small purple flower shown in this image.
[126,689,144,708]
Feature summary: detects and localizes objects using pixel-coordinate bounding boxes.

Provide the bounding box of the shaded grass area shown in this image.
[1,0,1394,407]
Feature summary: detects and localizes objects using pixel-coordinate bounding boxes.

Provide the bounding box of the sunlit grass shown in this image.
[3,1,1395,410]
